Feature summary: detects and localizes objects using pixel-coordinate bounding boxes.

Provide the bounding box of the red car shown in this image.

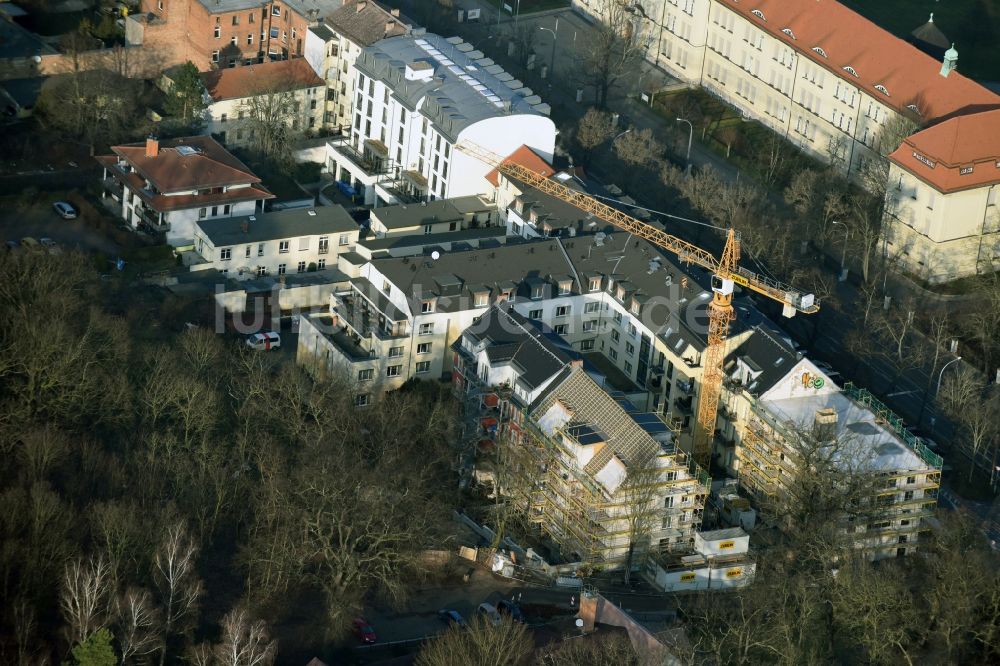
[352,618,377,644]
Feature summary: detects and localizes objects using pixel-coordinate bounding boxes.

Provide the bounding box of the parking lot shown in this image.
[0,189,137,257]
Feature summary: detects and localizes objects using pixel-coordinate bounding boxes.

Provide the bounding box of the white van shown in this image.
[246,331,281,351]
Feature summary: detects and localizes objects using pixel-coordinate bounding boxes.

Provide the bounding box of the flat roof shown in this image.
[355,32,545,142]
[370,195,492,229]
[359,225,505,251]
[761,391,928,472]
[198,205,356,246]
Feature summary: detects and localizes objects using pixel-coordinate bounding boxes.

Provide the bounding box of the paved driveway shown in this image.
[0,190,129,256]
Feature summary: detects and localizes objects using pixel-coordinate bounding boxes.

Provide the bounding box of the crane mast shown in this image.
[458,142,819,469]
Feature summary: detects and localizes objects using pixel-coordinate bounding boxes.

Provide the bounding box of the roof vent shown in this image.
[249,215,256,221]
[405,61,434,81]
[307,210,317,216]
[813,407,838,442]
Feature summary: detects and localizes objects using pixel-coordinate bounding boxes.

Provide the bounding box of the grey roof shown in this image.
[0,76,45,109]
[0,16,57,59]
[195,0,337,17]
[514,180,611,235]
[354,33,544,142]
[374,231,714,352]
[359,226,505,252]
[370,196,490,229]
[463,304,576,390]
[198,205,356,247]
[376,238,574,314]
[324,0,411,46]
[911,15,950,49]
[531,365,666,476]
[725,324,799,395]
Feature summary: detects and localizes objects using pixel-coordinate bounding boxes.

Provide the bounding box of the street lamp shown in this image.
[611,128,633,146]
[538,19,558,82]
[831,220,851,282]
[676,117,693,176]
[936,356,963,397]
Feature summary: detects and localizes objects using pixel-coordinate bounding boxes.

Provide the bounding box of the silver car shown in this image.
[52,201,77,219]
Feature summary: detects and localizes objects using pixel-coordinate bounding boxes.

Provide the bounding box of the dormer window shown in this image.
[630,300,641,315]
[498,288,512,302]
[616,285,626,301]
[907,104,921,115]
[558,279,572,295]
[531,284,544,300]
[782,28,796,39]
[874,84,889,96]
[473,291,488,307]
[843,65,858,77]
[588,276,601,292]
[812,46,828,58]
[421,299,435,313]
[751,9,765,20]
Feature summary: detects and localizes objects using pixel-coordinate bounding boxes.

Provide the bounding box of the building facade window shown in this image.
[386,365,401,377]
[277,264,286,275]
[416,343,431,354]
[388,346,404,358]
[358,369,374,381]
[278,240,289,253]
[415,361,431,373]
[220,248,231,260]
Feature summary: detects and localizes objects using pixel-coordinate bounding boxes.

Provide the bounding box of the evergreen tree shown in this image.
[164,61,207,130]
[65,628,116,666]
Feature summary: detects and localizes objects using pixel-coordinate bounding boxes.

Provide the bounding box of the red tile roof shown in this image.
[485,145,554,186]
[715,0,1000,122]
[201,59,324,102]
[106,135,262,193]
[889,108,1000,193]
[97,154,274,211]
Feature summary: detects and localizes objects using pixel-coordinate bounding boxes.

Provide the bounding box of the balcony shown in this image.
[102,177,124,201]
[329,138,389,177]
[673,396,693,415]
[134,204,170,232]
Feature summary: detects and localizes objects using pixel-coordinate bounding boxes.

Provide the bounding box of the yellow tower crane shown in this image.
[457,142,820,468]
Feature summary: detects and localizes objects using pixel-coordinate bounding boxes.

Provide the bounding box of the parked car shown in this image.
[245,331,281,351]
[351,618,377,644]
[20,237,40,250]
[497,600,525,623]
[52,201,77,219]
[477,603,502,627]
[4,240,18,250]
[438,609,466,628]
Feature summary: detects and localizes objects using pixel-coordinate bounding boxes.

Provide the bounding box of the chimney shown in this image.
[385,21,394,36]
[355,1,366,13]
[813,407,838,442]
[145,135,159,158]
[940,43,958,77]
[390,7,399,17]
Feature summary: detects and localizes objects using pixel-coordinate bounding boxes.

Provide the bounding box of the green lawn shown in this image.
[842,0,1000,81]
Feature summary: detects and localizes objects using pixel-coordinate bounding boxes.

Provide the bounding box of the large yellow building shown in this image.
[577,0,1000,281]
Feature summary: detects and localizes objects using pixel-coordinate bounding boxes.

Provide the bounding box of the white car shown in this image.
[477,603,502,627]
[246,331,281,351]
[52,201,77,219]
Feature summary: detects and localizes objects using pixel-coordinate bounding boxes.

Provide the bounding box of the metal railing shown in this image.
[843,383,944,469]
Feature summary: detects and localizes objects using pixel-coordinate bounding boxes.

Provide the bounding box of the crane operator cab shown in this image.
[711,275,735,296]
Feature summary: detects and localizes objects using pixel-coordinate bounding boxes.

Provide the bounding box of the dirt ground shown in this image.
[0,188,144,258]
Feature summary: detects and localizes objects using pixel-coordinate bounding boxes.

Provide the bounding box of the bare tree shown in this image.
[415,615,533,666]
[858,113,920,197]
[116,587,162,666]
[213,607,276,666]
[154,522,203,666]
[537,632,647,665]
[578,0,648,108]
[619,452,662,585]
[575,107,616,166]
[613,126,663,168]
[60,555,113,647]
[830,557,922,665]
[239,74,312,169]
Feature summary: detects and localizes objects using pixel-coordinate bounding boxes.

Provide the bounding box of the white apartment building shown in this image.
[885,107,1000,282]
[191,205,359,279]
[96,135,272,246]
[578,0,998,178]
[303,0,411,132]
[298,232,762,452]
[200,58,325,147]
[324,32,556,207]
